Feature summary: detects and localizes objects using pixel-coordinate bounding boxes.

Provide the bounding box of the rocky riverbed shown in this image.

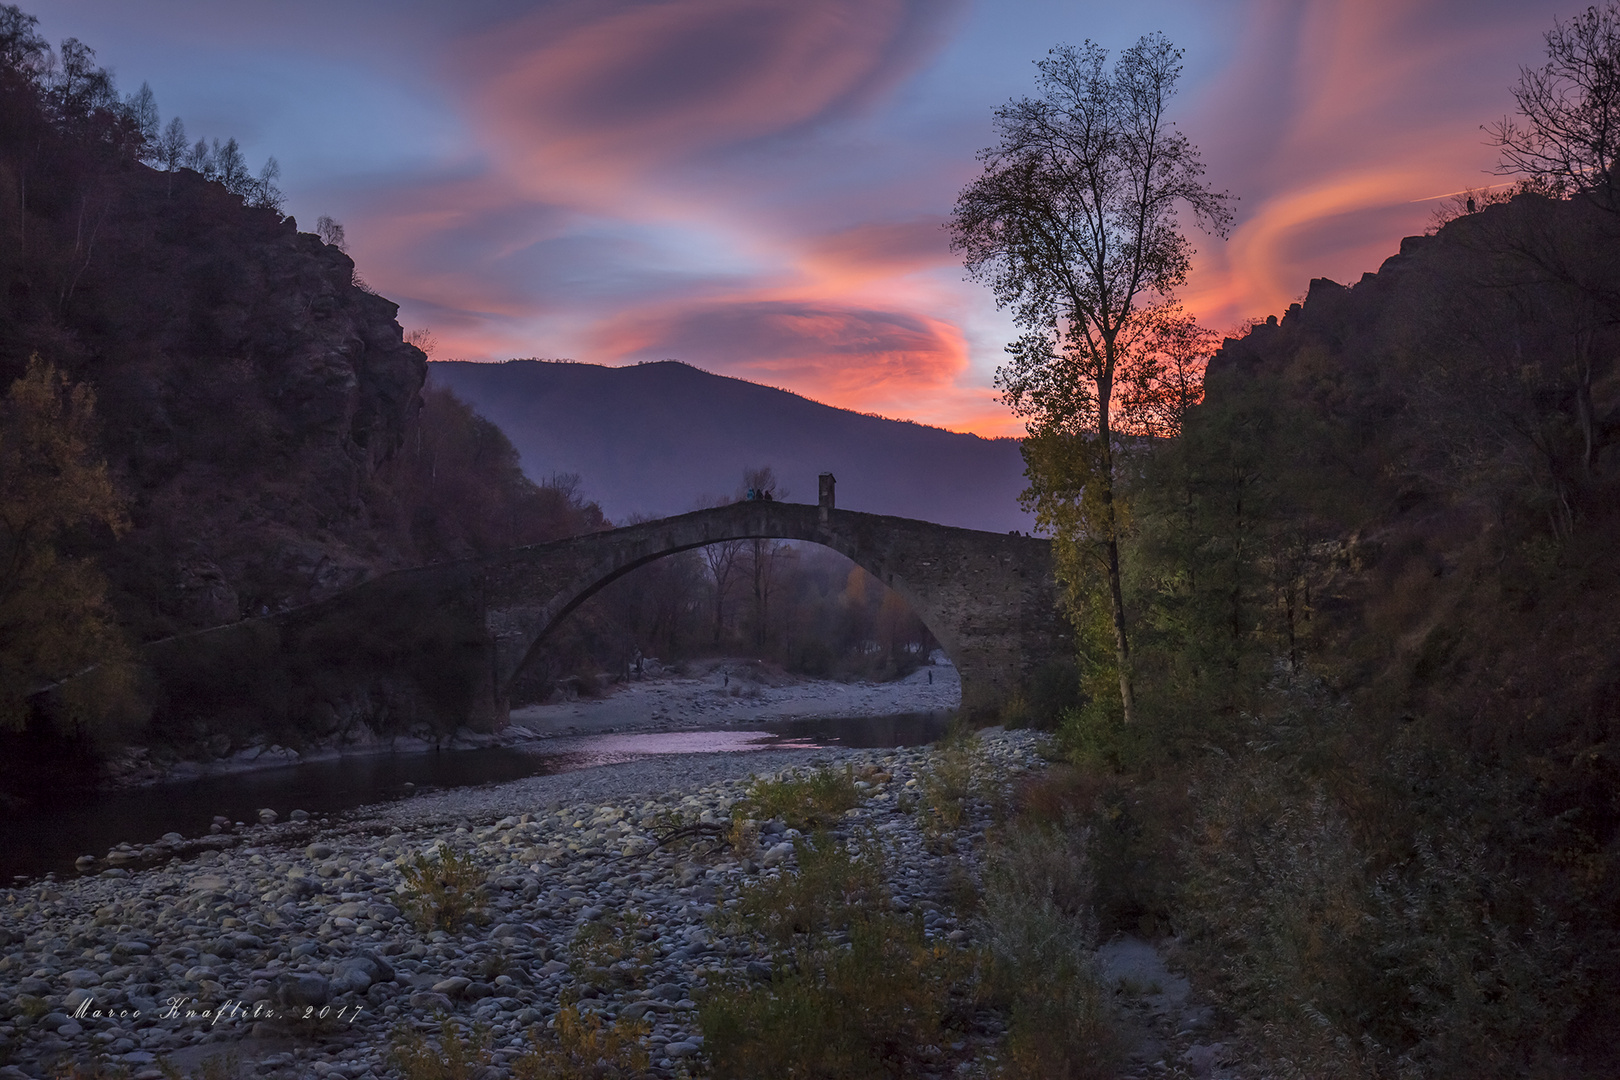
[507,660,962,739]
[0,730,1040,1080]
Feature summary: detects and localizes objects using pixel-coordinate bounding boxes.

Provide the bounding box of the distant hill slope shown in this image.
[427,360,1034,533]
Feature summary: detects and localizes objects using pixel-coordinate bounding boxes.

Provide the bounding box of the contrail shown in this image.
[1409,181,1518,203]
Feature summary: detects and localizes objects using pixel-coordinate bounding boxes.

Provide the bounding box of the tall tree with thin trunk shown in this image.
[740,466,786,646]
[701,537,744,644]
[951,36,1232,723]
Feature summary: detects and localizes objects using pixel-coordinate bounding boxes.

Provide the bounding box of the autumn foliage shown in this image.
[0,355,134,733]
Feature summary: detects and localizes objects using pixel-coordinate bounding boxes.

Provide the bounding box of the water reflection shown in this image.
[0,712,948,884]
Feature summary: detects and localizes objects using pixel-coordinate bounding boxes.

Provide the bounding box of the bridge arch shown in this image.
[477,501,1067,715]
[499,505,958,697]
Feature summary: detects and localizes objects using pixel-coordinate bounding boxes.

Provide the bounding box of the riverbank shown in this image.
[97,661,961,791]
[0,730,1028,1080]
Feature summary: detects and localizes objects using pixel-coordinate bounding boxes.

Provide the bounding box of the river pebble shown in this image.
[0,730,1042,1079]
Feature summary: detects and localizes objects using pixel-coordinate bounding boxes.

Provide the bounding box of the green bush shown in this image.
[722,831,889,945]
[398,843,488,932]
[738,764,865,831]
[1362,829,1586,1078]
[1177,753,1589,1080]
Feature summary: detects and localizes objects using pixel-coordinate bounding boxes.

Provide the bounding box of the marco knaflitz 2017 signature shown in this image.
[72,996,365,1026]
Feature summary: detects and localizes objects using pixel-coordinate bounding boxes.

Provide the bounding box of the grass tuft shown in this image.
[570,908,660,990]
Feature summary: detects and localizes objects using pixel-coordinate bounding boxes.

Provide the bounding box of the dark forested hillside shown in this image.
[0,15,609,633]
[1055,188,1620,1077]
[0,12,606,782]
[1186,193,1620,742]
[0,27,428,644]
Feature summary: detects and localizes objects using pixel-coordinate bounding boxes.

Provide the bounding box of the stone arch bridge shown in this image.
[134,501,1068,742]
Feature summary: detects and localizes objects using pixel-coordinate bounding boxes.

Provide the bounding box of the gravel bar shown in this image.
[0,729,1042,1080]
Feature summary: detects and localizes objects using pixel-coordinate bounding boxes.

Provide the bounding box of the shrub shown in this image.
[1177,754,1591,1078]
[1025,660,1084,729]
[996,975,1115,1080]
[737,764,864,831]
[570,909,659,990]
[398,843,488,932]
[1361,829,1586,1078]
[998,691,1033,728]
[723,831,889,945]
[700,914,977,1080]
[389,1019,491,1080]
[917,738,980,835]
[977,819,1115,1080]
[511,1005,650,1080]
[703,829,981,1078]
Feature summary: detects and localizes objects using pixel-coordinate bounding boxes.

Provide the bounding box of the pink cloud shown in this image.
[591,297,1011,429]
[454,0,959,208]
[1182,0,1557,328]
[799,218,955,284]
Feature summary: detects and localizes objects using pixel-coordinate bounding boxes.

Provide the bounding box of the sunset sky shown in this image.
[29,0,1574,435]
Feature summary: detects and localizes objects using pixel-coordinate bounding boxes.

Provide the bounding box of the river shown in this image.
[0,712,949,884]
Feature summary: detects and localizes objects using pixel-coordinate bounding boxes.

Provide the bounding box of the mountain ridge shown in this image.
[427,359,1035,533]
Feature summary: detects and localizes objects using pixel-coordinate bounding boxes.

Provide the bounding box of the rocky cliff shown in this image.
[0,164,427,640]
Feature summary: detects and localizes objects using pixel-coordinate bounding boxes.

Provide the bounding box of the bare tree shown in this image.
[183,137,211,175]
[316,215,347,251]
[125,81,158,159]
[952,36,1232,723]
[213,137,248,192]
[740,466,788,646]
[248,156,283,211]
[405,329,437,357]
[0,7,49,76]
[701,539,744,643]
[1489,1,1620,210]
[155,116,187,172]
